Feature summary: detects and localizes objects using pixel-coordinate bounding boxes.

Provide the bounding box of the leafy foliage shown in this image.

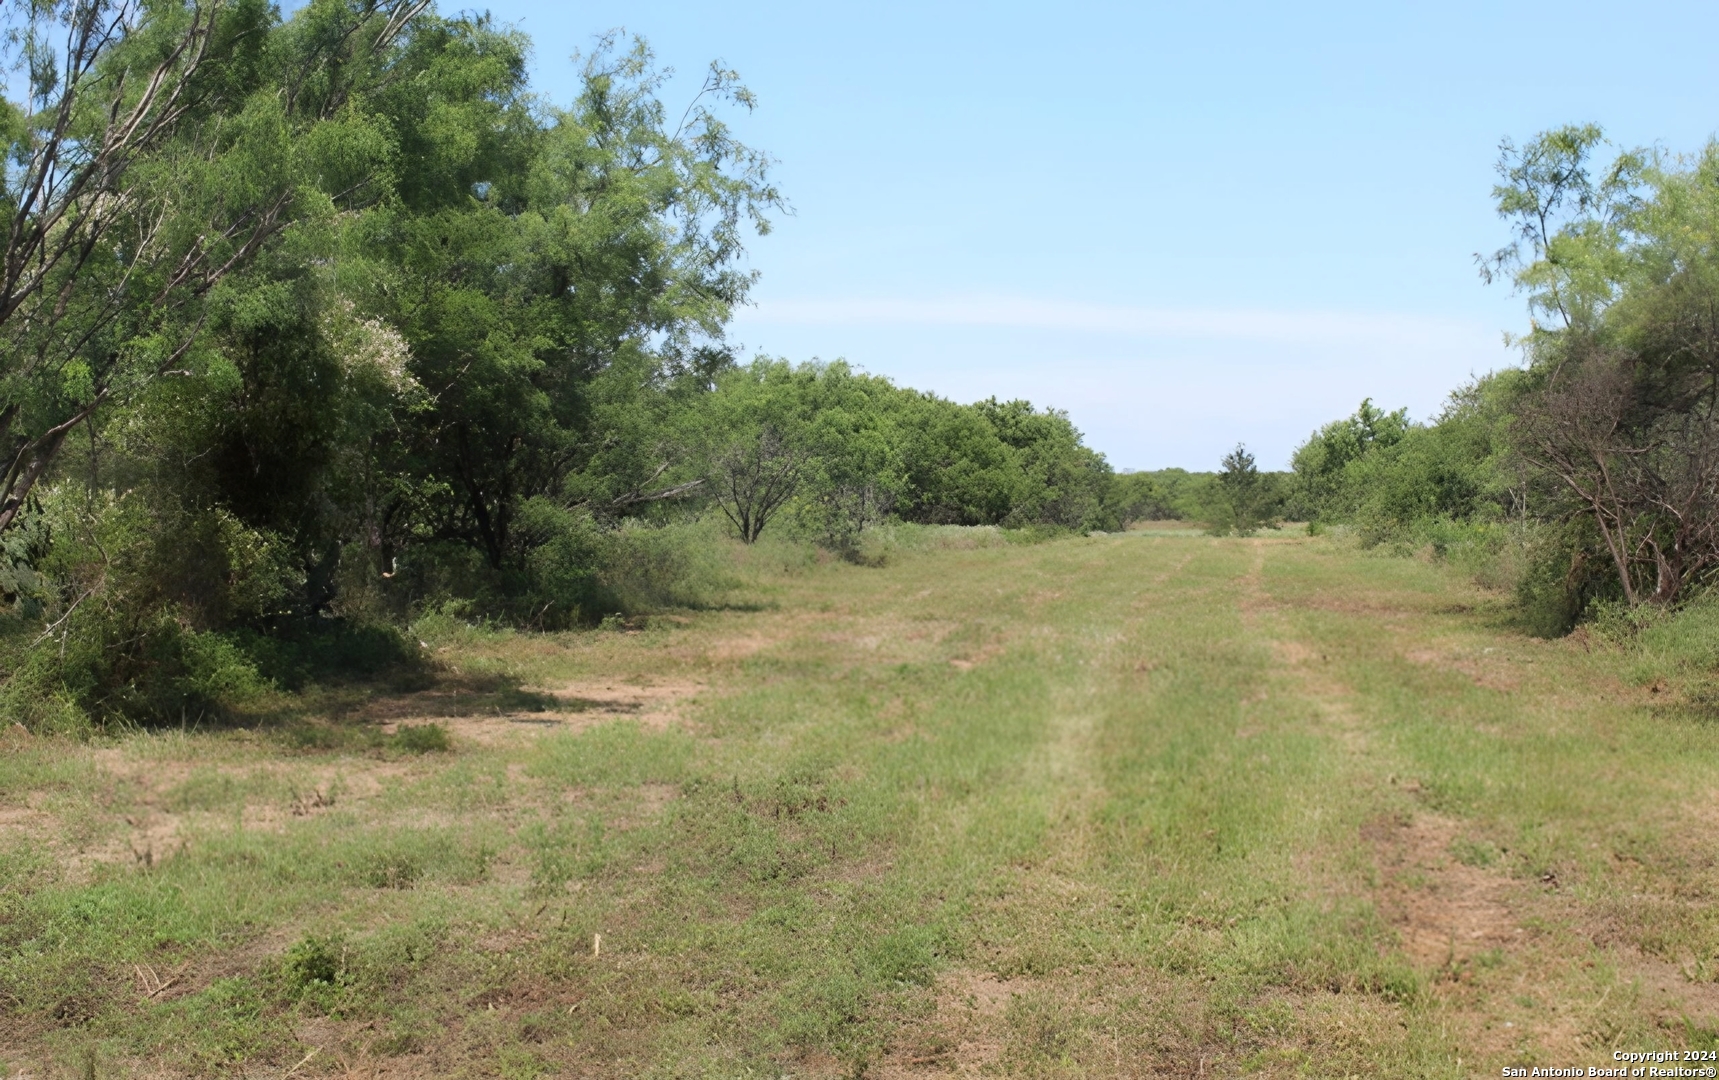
[1294,125,1719,631]
[1292,386,1519,544]
[0,6,1125,728]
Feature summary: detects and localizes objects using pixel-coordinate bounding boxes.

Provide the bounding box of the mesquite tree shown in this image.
[0,0,429,531]
[1497,127,1719,605]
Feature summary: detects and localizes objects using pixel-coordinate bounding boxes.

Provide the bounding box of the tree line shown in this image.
[1288,124,1719,635]
[0,0,1133,728]
[1122,119,1719,644]
[8,2,1700,727]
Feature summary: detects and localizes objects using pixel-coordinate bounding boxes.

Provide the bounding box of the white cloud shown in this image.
[742,296,1499,351]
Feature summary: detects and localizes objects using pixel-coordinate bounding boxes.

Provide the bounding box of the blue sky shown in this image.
[469,0,1719,469]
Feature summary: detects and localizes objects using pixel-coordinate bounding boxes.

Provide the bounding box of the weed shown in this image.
[360,851,422,888]
[867,925,942,986]
[524,814,608,890]
[393,722,450,753]
[528,720,692,786]
[1003,989,1083,1067]
[282,934,345,999]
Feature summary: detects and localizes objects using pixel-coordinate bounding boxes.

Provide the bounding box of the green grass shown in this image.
[4,532,1719,1076]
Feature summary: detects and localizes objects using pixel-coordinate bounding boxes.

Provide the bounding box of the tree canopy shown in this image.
[1289,124,1719,630]
[0,1,1132,728]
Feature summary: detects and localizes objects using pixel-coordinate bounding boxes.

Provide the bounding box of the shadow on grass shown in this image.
[208,618,571,751]
[1648,696,1719,726]
[265,673,565,752]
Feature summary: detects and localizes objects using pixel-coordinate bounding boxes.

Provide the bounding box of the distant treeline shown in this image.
[1114,454,1292,534]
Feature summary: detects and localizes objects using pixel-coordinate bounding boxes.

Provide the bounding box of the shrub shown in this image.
[232,619,423,692]
[1516,537,1592,638]
[597,519,738,611]
[281,934,346,1001]
[518,498,608,627]
[392,723,450,753]
[361,852,423,889]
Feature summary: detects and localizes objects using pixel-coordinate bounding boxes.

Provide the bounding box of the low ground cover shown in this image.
[4,531,1719,1077]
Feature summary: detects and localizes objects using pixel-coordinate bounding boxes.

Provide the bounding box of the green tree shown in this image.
[699,363,809,544]
[370,32,782,571]
[0,0,427,532]
[1493,129,1719,606]
[1291,399,1410,520]
[896,396,1019,525]
[974,399,1115,530]
[1213,444,1270,536]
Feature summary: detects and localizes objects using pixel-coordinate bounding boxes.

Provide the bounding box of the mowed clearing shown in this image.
[5,532,1719,1078]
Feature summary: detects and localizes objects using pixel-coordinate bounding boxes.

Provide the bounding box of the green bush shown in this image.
[597,519,738,611]
[392,512,738,633]
[1294,379,1518,543]
[1111,468,1219,523]
[232,619,423,692]
[1002,523,1078,545]
[392,723,450,753]
[517,498,608,627]
[0,483,436,729]
[281,934,349,1014]
[1515,539,1589,638]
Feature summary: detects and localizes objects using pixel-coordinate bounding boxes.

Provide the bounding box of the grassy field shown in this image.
[6,530,1719,1078]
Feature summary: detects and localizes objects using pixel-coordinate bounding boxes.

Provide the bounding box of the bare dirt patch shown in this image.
[543,677,703,724]
[398,678,706,746]
[818,616,960,669]
[1616,954,1719,1029]
[873,970,1026,1077]
[1403,646,1522,693]
[1241,543,1371,753]
[948,642,1006,671]
[1270,640,1320,666]
[599,781,678,831]
[1364,768,1719,1059]
[1266,637,1369,754]
[88,744,200,790]
[0,801,54,836]
[52,753,421,876]
[1363,814,1562,1061]
[71,816,187,874]
[702,632,778,662]
[1368,813,1519,969]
